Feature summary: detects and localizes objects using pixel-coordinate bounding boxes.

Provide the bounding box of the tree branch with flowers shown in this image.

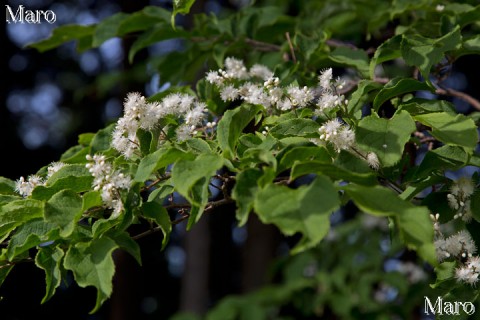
[2,0,480,317]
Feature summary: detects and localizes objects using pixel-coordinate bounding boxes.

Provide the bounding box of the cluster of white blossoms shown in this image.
[431,212,480,285]
[205,58,383,169]
[14,162,66,197]
[86,154,132,218]
[317,118,355,153]
[206,57,345,113]
[313,118,380,169]
[447,177,475,221]
[455,256,480,285]
[112,92,207,158]
[434,230,477,262]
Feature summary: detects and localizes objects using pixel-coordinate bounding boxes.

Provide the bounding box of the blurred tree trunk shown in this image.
[242,215,280,292]
[180,216,211,314]
[109,250,142,320]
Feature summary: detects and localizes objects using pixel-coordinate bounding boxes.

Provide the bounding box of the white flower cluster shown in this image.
[112,92,207,158]
[315,68,346,114]
[206,57,345,113]
[317,119,355,153]
[15,175,45,197]
[447,177,474,221]
[431,212,480,285]
[86,154,132,218]
[14,162,66,197]
[455,256,480,285]
[311,118,380,169]
[434,230,477,262]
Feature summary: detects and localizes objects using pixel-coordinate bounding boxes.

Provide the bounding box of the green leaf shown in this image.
[171,0,197,28]
[291,161,377,185]
[110,231,142,265]
[330,47,370,78]
[346,80,383,116]
[44,190,83,237]
[64,237,118,314]
[369,35,402,78]
[454,35,480,58]
[134,147,194,182]
[82,191,103,212]
[142,201,172,250]
[0,177,15,195]
[254,176,340,254]
[277,146,331,174]
[398,98,456,115]
[6,219,59,261]
[118,6,171,35]
[28,25,95,52]
[269,119,320,139]
[184,138,213,154]
[373,78,431,110]
[90,123,115,154]
[231,168,263,226]
[0,263,14,287]
[401,26,462,84]
[32,164,93,200]
[413,146,468,180]
[217,104,263,159]
[92,12,130,47]
[35,246,64,303]
[414,112,478,150]
[0,195,21,206]
[172,154,224,228]
[0,199,44,241]
[356,111,416,167]
[78,133,95,146]
[344,184,436,265]
[129,24,187,63]
[59,145,90,164]
[148,183,174,202]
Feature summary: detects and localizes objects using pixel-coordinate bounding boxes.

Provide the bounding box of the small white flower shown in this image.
[14,174,46,197]
[176,124,194,142]
[287,85,314,107]
[224,57,249,79]
[316,93,344,112]
[249,64,274,80]
[445,230,477,258]
[318,119,355,152]
[366,152,380,170]
[86,154,132,217]
[455,265,478,285]
[319,68,333,90]
[206,70,224,85]
[47,162,66,178]
[185,103,206,126]
[220,85,240,102]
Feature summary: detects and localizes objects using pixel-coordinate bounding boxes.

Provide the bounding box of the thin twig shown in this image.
[325,39,358,50]
[244,38,282,52]
[132,198,234,241]
[142,174,171,191]
[285,32,296,63]
[436,86,480,111]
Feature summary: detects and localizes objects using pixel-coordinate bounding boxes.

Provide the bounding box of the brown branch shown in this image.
[285,32,297,64]
[244,38,282,52]
[0,257,34,268]
[325,39,358,50]
[142,174,172,192]
[435,87,480,111]
[132,198,235,241]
